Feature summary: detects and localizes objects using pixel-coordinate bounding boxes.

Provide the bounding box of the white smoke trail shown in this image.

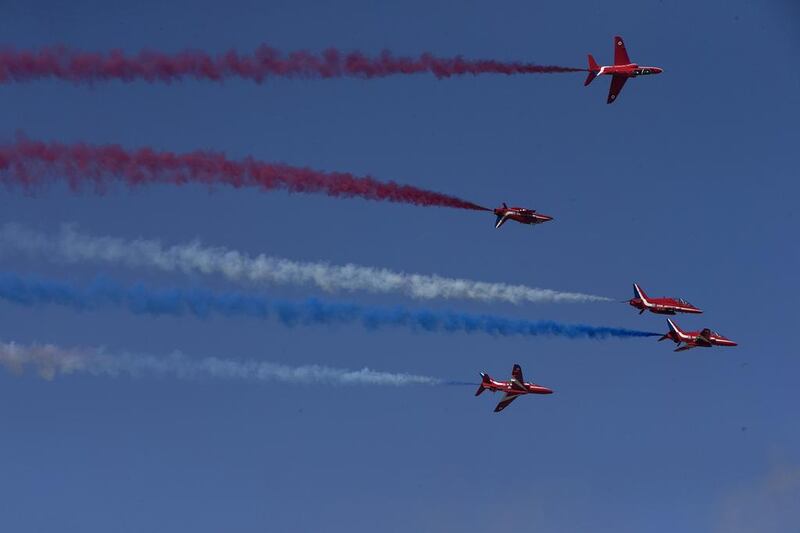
[0,340,441,386]
[0,223,610,304]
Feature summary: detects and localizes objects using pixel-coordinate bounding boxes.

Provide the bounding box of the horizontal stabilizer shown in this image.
[475,373,490,396]
[585,54,599,86]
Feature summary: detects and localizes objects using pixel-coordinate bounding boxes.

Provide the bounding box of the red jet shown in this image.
[628,283,702,315]
[659,319,738,352]
[475,364,553,412]
[493,203,553,229]
[584,35,663,103]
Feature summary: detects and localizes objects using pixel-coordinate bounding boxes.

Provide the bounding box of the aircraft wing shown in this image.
[674,343,697,352]
[510,379,527,391]
[495,214,510,229]
[614,36,631,65]
[607,75,628,104]
[695,333,714,347]
[494,393,519,413]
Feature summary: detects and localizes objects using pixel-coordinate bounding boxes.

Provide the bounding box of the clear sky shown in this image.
[0,1,798,532]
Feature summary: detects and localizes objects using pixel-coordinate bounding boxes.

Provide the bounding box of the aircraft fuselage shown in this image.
[629,297,702,315]
[493,205,553,228]
[663,330,738,348]
[629,284,702,315]
[482,377,553,395]
[597,64,663,78]
[660,319,738,351]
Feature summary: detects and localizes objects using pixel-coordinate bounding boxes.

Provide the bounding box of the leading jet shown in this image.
[475,364,553,412]
[628,283,703,315]
[493,203,553,229]
[659,319,738,352]
[584,35,663,103]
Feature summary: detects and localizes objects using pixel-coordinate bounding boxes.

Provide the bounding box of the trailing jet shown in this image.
[628,283,702,315]
[475,364,553,412]
[493,203,553,229]
[659,319,738,352]
[584,35,663,103]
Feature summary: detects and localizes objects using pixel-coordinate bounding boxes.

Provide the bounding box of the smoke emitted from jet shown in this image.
[0,46,584,84]
[0,340,443,386]
[0,224,612,304]
[0,273,658,340]
[0,136,488,211]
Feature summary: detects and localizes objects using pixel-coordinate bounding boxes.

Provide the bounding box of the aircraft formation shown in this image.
[476,38,735,411]
[476,282,737,412]
[0,35,736,414]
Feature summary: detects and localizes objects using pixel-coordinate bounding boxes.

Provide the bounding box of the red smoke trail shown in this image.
[0,46,584,83]
[0,137,489,211]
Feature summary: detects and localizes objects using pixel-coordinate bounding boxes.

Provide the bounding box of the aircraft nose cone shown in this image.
[654,67,664,74]
[539,214,554,222]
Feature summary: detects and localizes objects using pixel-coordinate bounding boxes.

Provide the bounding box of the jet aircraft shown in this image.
[475,364,553,412]
[585,35,663,103]
[628,283,702,315]
[659,319,738,352]
[493,203,553,229]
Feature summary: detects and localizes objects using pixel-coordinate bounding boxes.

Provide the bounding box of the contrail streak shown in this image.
[0,273,658,340]
[0,224,611,304]
[0,46,584,84]
[0,136,488,211]
[0,340,443,386]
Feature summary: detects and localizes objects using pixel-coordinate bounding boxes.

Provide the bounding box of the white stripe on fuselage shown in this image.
[653,303,695,312]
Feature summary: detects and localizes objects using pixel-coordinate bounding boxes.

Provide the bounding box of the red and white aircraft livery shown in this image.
[584,35,663,103]
[659,319,738,352]
[493,203,553,229]
[628,283,703,315]
[475,364,553,412]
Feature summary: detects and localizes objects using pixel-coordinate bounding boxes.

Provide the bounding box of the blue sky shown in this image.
[0,1,798,531]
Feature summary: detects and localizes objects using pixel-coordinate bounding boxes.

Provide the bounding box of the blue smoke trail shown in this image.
[0,273,659,340]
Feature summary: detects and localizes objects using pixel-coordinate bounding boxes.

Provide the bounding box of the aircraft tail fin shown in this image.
[584,55,600,86]
[633,283,649,302]
[667,318,684,337]
[475,373,491,396]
